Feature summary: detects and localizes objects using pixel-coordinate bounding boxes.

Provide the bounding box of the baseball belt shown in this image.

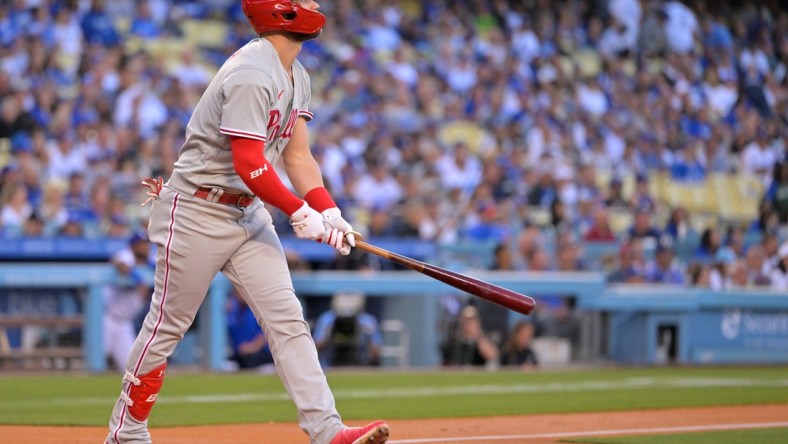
[193,187,255,208]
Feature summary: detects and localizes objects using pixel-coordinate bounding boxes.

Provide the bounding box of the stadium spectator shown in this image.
[584,206,616,242]
[102,232,153,371]
[608,240,646,284]
[745,245,772,287]
[0,182,31,233]
[351,158,403,211]
[226,290,275,372]
[441,305,499,368]
[464,202,509,244]
[534,297,582,359]
[129,0,162,39]
[556,230,584,272]
[696,227,724,262]
[764,162,788,224]
[770,242,788,291]
[627,208,662,246]
[664,207,694,244]
[709,248,737,290]
[313,292,383,368]
[604,178,629,208]
[525,246,552,273]
[645,242,685,285]
[688,262,712,287]
[0,0,784,296]
[435,142,483,198]
[630,174,656,212]
[81,0,121,47]
[21,212,44,237]
[500,321,538,369]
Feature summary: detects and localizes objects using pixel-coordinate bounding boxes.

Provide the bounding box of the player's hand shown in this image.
[322,207,355,256]
[290,202,326,242]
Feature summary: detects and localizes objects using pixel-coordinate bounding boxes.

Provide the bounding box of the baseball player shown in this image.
[102,233,154,371]
[105,1,389,443]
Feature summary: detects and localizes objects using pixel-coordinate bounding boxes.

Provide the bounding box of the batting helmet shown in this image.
[242,0,326,36]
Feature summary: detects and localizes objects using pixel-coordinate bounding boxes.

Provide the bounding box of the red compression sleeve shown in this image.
[230,136,304,216]
[304,187,337,213]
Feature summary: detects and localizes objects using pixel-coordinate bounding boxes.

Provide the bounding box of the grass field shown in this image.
[564,427,788,444]
[1,366,787,429]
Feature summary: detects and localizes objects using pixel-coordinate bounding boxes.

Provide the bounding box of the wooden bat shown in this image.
[352,239,535,315]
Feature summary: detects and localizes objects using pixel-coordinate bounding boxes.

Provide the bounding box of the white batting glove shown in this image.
[290,202,326,242]
[322,207,355,256]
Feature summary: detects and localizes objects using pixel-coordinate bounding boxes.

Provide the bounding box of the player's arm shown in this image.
[280,118,325,198]
[230,136,325,242]
[282,118,355,254]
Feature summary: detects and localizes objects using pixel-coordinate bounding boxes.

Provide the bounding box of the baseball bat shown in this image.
[352,239,535,315]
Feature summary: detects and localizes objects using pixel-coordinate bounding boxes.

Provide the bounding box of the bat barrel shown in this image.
[354,240,535,315]
[419,263,535,316]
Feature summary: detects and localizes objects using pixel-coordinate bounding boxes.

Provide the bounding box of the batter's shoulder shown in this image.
[223,39,279,79]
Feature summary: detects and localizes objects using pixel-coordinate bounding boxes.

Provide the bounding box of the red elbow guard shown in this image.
[230,136,304,216]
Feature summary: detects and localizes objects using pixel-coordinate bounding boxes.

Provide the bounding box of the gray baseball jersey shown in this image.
[173,38,313,192]
[107,38,345,444]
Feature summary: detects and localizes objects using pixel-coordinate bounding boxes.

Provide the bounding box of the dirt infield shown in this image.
[3,404,786,443]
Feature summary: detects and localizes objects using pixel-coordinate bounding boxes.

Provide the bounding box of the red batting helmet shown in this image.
[242,0,326,36]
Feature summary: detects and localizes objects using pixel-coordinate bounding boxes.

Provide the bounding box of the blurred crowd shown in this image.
[0,0,787,291]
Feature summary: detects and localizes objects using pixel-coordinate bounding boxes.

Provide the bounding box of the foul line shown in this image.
[387,421,788,443]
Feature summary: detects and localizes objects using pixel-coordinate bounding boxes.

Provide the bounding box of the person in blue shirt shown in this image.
[313,292,383,368]
[80,0,120,47]
[646,242,686,285]
[226,290,274,370]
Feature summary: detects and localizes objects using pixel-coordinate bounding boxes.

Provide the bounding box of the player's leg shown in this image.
[107,190,244,443]
[221,207,343,444]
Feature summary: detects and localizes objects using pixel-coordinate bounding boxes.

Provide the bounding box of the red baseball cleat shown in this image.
[329,420,390,444]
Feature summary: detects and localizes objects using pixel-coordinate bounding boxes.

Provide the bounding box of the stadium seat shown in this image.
[526,206,551,227]
[437,121,489,155]
[608,209,634,235]
[180,19,229,49]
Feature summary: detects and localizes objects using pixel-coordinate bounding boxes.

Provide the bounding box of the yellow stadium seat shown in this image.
[594,170,613,192]
[574,49,602,77]
[115,17,130,35]
[710,173,764,222]
[609,210,634,234]
[689,212,719,233]
[401,0,423,19]
[527,206,551,227]
[621,174,635,201]
[180,20,229,49]
[437,121,488,155]
[649,172,670,203]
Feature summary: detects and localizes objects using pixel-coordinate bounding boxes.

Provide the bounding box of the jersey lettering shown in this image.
[281,109,299,139]
[250,165,268,179]
[266,110,282,141]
